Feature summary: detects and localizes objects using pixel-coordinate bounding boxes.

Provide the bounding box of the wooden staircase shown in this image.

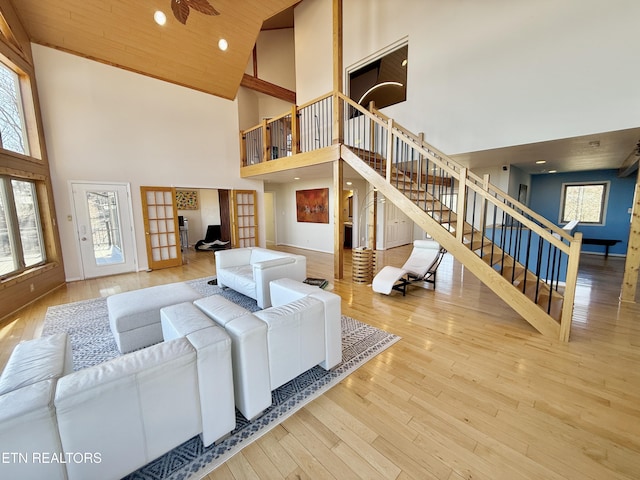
[336,89,583,341]
[238,90,583,341]
[342,145,577,339]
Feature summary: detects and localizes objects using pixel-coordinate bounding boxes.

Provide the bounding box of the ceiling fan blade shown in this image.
[186,0,220,16]
[171,0,190,24]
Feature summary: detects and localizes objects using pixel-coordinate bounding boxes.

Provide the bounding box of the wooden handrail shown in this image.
[265,110,292,124]
[368,103,573,243]
[241,123,263,136]
[297,92,334,111]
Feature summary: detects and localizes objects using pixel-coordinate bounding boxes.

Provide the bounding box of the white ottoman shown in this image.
[107,282,203,353]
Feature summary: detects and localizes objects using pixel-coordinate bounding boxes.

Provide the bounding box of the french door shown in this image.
[140,186,182,270]
[231,189,258,247]
[71,182,137,278]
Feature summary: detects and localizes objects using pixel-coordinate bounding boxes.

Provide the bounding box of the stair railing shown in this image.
[339,92,581,340]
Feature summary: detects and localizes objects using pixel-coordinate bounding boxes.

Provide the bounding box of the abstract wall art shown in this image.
[296,188,329,223]
[176,189,199,210]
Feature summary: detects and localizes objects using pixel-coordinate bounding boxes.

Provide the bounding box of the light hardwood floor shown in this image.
[1,246,639,479]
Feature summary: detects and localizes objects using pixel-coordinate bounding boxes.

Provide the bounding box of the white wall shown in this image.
[254,29,296,91]
[336,0,640,154]
[294,0,333,103]
[267,178,335,253]
[240,29,295,129]
[33,45,263,280]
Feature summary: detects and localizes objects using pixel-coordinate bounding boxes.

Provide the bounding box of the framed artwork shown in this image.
[296,188,329,223]
[176,190,199,210]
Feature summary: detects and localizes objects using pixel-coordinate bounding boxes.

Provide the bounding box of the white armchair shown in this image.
[215,247,306,308]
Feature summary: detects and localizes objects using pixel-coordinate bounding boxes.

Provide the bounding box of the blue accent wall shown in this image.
[529,170,635,256]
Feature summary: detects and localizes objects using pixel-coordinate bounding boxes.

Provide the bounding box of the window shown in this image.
[560,182,609,225]
[0,176,45,277]
[349,44,408,109]
[0,61,29,155]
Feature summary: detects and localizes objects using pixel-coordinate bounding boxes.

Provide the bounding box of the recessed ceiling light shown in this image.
[218,38,228,51]
[401,59,408,67]
[294,177,300,180]
[154,11,167,26]
[548,170,557,173]
[535,160,546,164]
[346,181,352,186]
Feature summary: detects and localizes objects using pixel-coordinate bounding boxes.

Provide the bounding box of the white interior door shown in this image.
[381,200,413,249]
[71,182,137,278]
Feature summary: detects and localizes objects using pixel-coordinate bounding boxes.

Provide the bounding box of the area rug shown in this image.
[42,277,400,480]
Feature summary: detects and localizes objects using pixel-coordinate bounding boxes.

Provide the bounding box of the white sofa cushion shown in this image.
[161,301,215,341]
[55,338,202,480]
[254,296,325,390]
[0,333,72,395]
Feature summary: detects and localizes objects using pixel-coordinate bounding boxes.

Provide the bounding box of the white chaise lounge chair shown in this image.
[372,240,446,296]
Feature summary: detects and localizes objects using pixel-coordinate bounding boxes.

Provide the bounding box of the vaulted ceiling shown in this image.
[13,0,298,100]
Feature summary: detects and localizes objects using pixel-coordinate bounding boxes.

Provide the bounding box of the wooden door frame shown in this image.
[140,186,182,270]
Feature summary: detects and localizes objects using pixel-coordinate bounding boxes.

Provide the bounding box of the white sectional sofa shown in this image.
[214,247,306,308]
[194,278,342,420]
[0,316,236,480]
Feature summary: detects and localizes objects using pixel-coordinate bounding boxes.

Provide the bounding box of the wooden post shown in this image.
[560,232,582,341]
[334,159,344,279]
[368,188,377,250]
[261,118,269,163]
[290,105,300,155]
[456,168,468,242]
[239,131,247,167]
[620,176,640,302]
[331,0,343,146]
[386,119,394,182]
[478,173,490,232]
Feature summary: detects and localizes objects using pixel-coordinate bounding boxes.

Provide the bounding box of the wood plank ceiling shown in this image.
[12,0,298,99]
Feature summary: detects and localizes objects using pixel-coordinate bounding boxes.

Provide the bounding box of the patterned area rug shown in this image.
[42,277,400,480]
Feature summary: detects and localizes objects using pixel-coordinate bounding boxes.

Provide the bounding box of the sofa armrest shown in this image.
[252,256,295,270]
[186,326,236,446]
[214,247,252,269]
[224,314,271,420]
[0,380,67,480]
[253,258,307,308]
[309,290,342,370]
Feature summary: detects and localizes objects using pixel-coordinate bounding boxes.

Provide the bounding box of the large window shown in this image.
[0,60,29,155]
[560,182,609,225]
[0,176,45,277]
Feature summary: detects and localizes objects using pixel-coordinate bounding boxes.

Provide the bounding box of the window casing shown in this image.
[0,176,46,278]
[560,181,609,225]
[0,60,29,155]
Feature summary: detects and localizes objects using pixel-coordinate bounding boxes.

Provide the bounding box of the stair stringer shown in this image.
[341,145,561,338]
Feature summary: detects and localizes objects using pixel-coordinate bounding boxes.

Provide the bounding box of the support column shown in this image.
[620,168,640,302]
[334,159,344,279]
[332,0,344,281]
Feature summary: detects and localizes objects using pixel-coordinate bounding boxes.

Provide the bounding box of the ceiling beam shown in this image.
[240,74,295,104]
[618,145,640,178]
